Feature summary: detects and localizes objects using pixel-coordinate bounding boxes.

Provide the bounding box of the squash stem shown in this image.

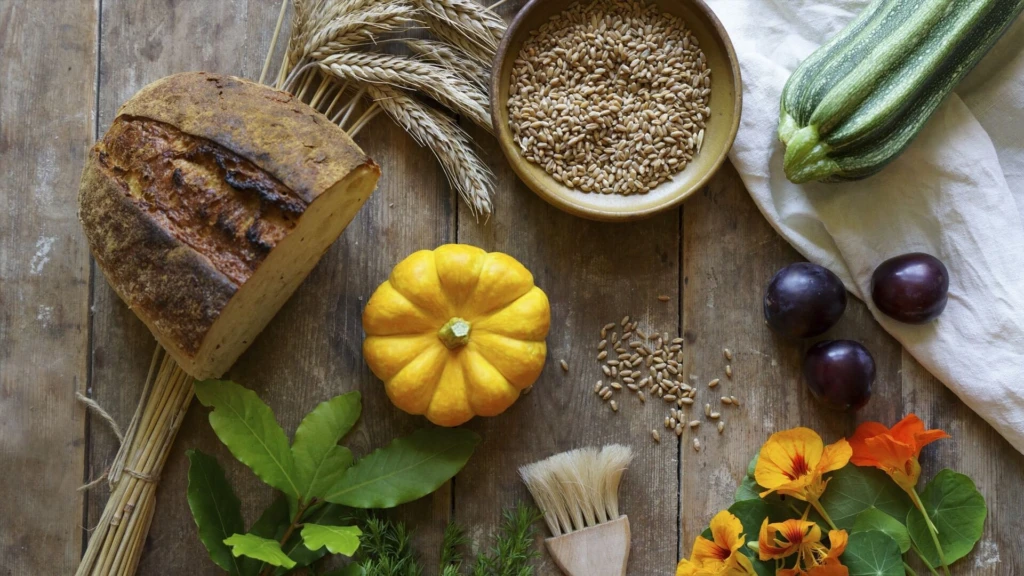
[438,318,472,349]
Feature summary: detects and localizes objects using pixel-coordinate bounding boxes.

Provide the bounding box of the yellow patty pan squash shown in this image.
[362,245,550,426]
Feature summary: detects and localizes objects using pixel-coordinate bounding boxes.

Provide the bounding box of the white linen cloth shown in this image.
[705,0,1024,453]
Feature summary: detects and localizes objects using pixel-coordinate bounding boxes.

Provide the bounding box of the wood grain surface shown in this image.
[1,0,1022,575]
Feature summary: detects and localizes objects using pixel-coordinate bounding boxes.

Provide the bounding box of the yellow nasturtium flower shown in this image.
[755,427,852,503]
[758,518,823,564]
[759,519,850,576]
[676,510,757,576]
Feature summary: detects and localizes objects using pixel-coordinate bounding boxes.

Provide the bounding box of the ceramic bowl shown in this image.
[491,0,742,221]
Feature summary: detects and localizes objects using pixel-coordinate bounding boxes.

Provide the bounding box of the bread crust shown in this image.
[117,72,367,203]
[79,72,378,370]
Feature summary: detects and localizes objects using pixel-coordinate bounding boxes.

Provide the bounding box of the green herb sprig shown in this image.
[186,380,480,576]
[340,503,542,576]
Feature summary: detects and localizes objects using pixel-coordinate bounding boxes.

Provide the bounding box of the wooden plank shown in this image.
[901,353,1024,574]
[88,1,455,573]
[0,1,96,573]
[454,14,682,567]
[678,164,906,558]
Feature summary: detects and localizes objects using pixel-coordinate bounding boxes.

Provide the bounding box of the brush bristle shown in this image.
[519,444,633,537]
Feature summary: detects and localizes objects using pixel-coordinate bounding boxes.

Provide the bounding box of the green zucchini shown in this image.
[778,0,1024,184]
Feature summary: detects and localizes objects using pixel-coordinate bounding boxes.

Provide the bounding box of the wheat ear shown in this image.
[413,0,505,51]
[368,84,494,217]
[303,2,416,59]
[426,14,496,67]
[403,38,490,90]
[317,52,492,133]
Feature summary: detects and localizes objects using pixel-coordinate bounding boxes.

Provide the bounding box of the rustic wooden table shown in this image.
[2,1,1022,574]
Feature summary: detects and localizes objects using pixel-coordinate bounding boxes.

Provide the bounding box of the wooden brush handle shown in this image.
[545,516,631,576]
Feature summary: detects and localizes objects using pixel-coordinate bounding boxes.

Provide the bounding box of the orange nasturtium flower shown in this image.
[759,519,849,576]
[755,428,852,503]
[676,510,757,576]
[849,414,948,493]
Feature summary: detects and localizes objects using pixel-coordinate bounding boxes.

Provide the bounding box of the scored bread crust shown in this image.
[80,72,380,377]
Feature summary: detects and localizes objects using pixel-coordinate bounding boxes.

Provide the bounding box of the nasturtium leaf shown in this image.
[853,508,911,553]
[325,427,481,508]
[186,450,246,576]
[292,392,362,499]
[223,533,297,569]
[907,469,986,566]
[726,498,797,540]
[195,380,301,498]
[734,450,762,501]
[842,530,905,576]
[301,524,363,557]
[818,465,912,529]
[736,475,762,502]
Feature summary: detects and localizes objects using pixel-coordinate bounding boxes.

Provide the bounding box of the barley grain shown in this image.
[693,438,701,452]
[560,359,569,372]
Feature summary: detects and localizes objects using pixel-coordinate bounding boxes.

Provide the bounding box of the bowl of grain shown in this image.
[492,0,741,221]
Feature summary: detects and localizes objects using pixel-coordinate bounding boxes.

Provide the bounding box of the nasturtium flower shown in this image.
[760,519,849,576]
[849,414,948,493]
[755,427,852,503]
[758,518,822,564]
[677,510,757,576]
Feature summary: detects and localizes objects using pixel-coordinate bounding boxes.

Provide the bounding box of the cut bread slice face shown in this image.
[79,72,380,379]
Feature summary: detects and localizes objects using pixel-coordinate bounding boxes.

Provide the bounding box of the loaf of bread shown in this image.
[79,72,380,379]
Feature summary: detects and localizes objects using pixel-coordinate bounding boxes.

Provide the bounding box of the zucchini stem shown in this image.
[779,115,839,183]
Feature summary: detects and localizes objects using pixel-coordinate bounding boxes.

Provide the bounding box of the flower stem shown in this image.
[913,546,942,576]
[809,498,839,531]
[910,487,950,576]
[903,563,921,576]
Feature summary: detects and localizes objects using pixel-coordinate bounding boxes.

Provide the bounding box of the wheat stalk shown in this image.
[404,38,490,90]
[368,84,493,217]
[316,52,492,133]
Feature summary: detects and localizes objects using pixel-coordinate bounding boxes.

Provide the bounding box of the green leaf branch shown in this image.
[188,380,480,575]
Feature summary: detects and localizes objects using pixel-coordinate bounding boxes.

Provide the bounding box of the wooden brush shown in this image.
[519,444,633,576]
